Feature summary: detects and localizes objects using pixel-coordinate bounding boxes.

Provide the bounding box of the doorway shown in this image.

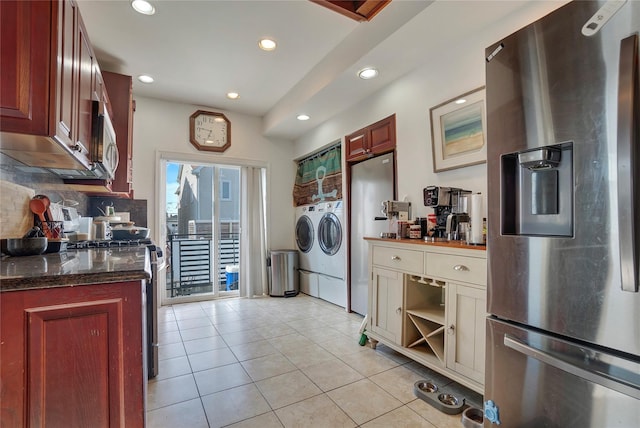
[163,160,241,303]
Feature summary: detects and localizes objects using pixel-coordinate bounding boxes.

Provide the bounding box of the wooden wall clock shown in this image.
[189,110,231,152]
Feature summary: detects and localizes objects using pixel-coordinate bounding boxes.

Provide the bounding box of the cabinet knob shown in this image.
[70,142,87,154]
[453,264,469,272]
[396,307,402,315]
[448,324,455,335]
[391,255,401,261]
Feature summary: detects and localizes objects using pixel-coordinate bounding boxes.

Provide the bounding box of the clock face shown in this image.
[189,110,231,152]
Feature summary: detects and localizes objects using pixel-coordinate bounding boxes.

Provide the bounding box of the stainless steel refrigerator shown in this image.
[485,1,639,426]
[349,152,394,315]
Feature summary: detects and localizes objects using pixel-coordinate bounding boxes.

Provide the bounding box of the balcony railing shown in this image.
[167,232,239,297]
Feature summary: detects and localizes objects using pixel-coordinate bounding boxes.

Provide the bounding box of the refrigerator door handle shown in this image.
[617,34,639,293]
[504,335,640,399]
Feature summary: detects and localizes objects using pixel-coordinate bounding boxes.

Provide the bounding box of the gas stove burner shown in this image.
[67,239,153,250]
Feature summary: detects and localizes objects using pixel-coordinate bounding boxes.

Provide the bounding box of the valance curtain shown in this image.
[293,144,342,207]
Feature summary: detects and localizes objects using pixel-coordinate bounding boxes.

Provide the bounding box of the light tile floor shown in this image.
[147,294,482,428]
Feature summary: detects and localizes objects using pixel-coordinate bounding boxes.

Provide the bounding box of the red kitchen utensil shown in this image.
[34,194,53,222]
[29,198,51,238]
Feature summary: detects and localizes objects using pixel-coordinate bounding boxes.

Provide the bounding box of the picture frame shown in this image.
[429,86,487,172]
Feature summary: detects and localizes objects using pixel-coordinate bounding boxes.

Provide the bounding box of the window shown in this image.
[221,180,231,201]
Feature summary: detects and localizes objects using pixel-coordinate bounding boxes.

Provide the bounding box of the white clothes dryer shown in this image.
[316,200,345,280]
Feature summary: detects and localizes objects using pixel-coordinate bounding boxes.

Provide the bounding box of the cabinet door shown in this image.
[345,114,396,162]
[0,0,53,134]
[102,71,134,195]
[368,115,395,154]
[55,0,78,146]
[369,267,403,344]
[27,300,118,426]
[445,282,486,384]
[0,282,145,428]
[345,129,368,160]
[75,17,94,163]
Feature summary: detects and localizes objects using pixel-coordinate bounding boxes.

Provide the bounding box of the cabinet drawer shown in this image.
[426,253,486,286]
[372,246,423,273]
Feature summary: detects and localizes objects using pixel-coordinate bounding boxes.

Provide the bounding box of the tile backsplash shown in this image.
[0,153,147,238]
[0,153,90,214]
[89,197,147,228]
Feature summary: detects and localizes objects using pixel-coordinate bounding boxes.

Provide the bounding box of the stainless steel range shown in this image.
[68,239,162,379]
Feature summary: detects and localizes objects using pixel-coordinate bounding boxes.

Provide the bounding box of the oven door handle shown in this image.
[504,335,640,399]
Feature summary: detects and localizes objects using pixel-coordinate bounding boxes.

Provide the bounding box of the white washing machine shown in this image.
[316,201,347,308]
[316,200,345,279]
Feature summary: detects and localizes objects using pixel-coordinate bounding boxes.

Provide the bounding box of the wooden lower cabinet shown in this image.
[370,267,403,344]
[366,238,486,393]
[0,281,145,428]
[445,282,486,384]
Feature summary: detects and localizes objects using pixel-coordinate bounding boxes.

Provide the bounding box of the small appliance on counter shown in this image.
[378,200,412,238]
[93,220,111,241]
[47,203,81,243]
[423,186,471,240]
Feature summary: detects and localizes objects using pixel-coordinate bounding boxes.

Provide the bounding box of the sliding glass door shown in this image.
[163,160,241,303]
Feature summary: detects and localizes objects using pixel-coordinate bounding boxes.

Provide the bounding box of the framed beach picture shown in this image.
[429,86,487,172]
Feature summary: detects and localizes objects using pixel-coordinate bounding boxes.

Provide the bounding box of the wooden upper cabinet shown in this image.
[56,0,77,147]
[76,17,95,156]
[0,1,55,135]
[345,114,396,162]
[101,71,134,197]
[0,0,92,170]
[369,115,395,153]
[345,130,368,160]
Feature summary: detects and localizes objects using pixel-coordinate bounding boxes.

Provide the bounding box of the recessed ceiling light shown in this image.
[358,67,378,79]
[297,114,310,121]
[138,74,154,83]
[227,92,239,100]
[131,0,155,15]
[455,98,467,104]
[258,38,277,51]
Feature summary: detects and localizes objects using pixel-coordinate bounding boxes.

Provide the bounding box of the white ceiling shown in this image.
[77,0,540,141]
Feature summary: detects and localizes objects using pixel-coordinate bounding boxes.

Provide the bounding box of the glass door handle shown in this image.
[617,34,638,293]
[504,335,640,399]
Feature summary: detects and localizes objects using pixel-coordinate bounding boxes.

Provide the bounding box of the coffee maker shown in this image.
[381,200,412,221]
[423,186,471,239]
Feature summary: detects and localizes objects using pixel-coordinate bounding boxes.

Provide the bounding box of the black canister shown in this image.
[416,217,428,238]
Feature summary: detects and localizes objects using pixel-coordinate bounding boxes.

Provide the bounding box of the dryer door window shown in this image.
[296,215,314,253]
[318,213,342,256]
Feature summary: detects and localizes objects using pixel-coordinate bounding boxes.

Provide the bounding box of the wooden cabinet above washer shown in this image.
[345,114,396,162]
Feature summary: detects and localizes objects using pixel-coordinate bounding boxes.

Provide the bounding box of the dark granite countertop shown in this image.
[0,247,151,292]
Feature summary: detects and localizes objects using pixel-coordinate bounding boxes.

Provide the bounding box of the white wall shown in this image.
[131,96,296,249]
[294,1,568,219]
[131,1,568,249]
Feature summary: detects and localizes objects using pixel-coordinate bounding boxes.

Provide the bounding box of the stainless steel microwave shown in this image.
[92,101,119,179]
[48,101,119,180]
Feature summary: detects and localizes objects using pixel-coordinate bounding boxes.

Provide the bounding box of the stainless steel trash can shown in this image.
[268,250,299,297]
